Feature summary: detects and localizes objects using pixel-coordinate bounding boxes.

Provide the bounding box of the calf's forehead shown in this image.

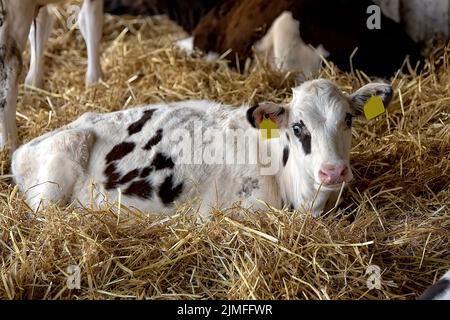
[291,80,351,121]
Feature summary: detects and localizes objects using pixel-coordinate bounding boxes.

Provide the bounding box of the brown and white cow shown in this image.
[190,0,422,77]
[0,0,103,152]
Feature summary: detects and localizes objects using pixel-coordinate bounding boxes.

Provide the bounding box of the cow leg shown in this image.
[255,12,301,71]
[25,6,54,88]
[78,0,103,85]
[272,12,306,72]
[11,128,96,211]
[0,1,36,151]
[254,24,275,62]
[0,42,21,151]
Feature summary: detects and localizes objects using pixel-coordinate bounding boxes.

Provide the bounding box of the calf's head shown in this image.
[247,79,393,189]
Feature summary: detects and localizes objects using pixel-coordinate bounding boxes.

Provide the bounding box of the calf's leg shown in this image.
[12,128,96,211]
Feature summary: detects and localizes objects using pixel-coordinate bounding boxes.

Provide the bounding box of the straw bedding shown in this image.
[0,2,449,299]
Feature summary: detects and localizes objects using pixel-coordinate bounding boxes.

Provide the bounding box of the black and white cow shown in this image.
[12,79,393,218]
[0,0,103,152]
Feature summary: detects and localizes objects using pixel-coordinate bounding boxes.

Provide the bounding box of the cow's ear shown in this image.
[246,102,289,129]
[349,82,393,117]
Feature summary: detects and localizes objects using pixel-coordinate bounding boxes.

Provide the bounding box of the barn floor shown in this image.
[0,4,449,300]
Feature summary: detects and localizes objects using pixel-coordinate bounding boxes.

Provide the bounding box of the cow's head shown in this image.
[247,79,393,191]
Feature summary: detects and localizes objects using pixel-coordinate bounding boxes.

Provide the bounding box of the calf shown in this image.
[12,79,393,218]
[191,0,422,77]
[0,0,103,151]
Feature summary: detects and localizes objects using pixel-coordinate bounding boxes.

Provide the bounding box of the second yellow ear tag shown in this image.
[364,96,385,120]
[260,118,280,140]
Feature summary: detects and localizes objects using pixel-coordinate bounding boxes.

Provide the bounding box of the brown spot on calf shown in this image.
[105,142,135,163]
[128,109,156,136]
[143,128,163,150]
[124,179,153,199]
[158,174,183,205]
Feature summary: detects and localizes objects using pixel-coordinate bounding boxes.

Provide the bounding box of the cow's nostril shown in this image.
[319,170,331,182]
[319,164,349,185]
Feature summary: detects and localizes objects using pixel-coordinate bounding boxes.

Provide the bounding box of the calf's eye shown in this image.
[345,113,353,128]
[293,121,307,138]
[292,121,311,155]
[293,124,302,136]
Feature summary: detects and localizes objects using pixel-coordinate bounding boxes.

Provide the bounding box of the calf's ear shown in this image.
[349,82,393,117]
[246,102,290,129]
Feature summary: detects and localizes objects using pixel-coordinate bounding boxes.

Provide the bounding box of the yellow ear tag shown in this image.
[260,117,280,140]
[364,96,385,120]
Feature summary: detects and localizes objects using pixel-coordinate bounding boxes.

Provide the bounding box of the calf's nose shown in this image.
[319,164,349,185]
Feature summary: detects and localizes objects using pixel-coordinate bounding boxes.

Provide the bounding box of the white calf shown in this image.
[12,79,393,218]
[0,0,103,151]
